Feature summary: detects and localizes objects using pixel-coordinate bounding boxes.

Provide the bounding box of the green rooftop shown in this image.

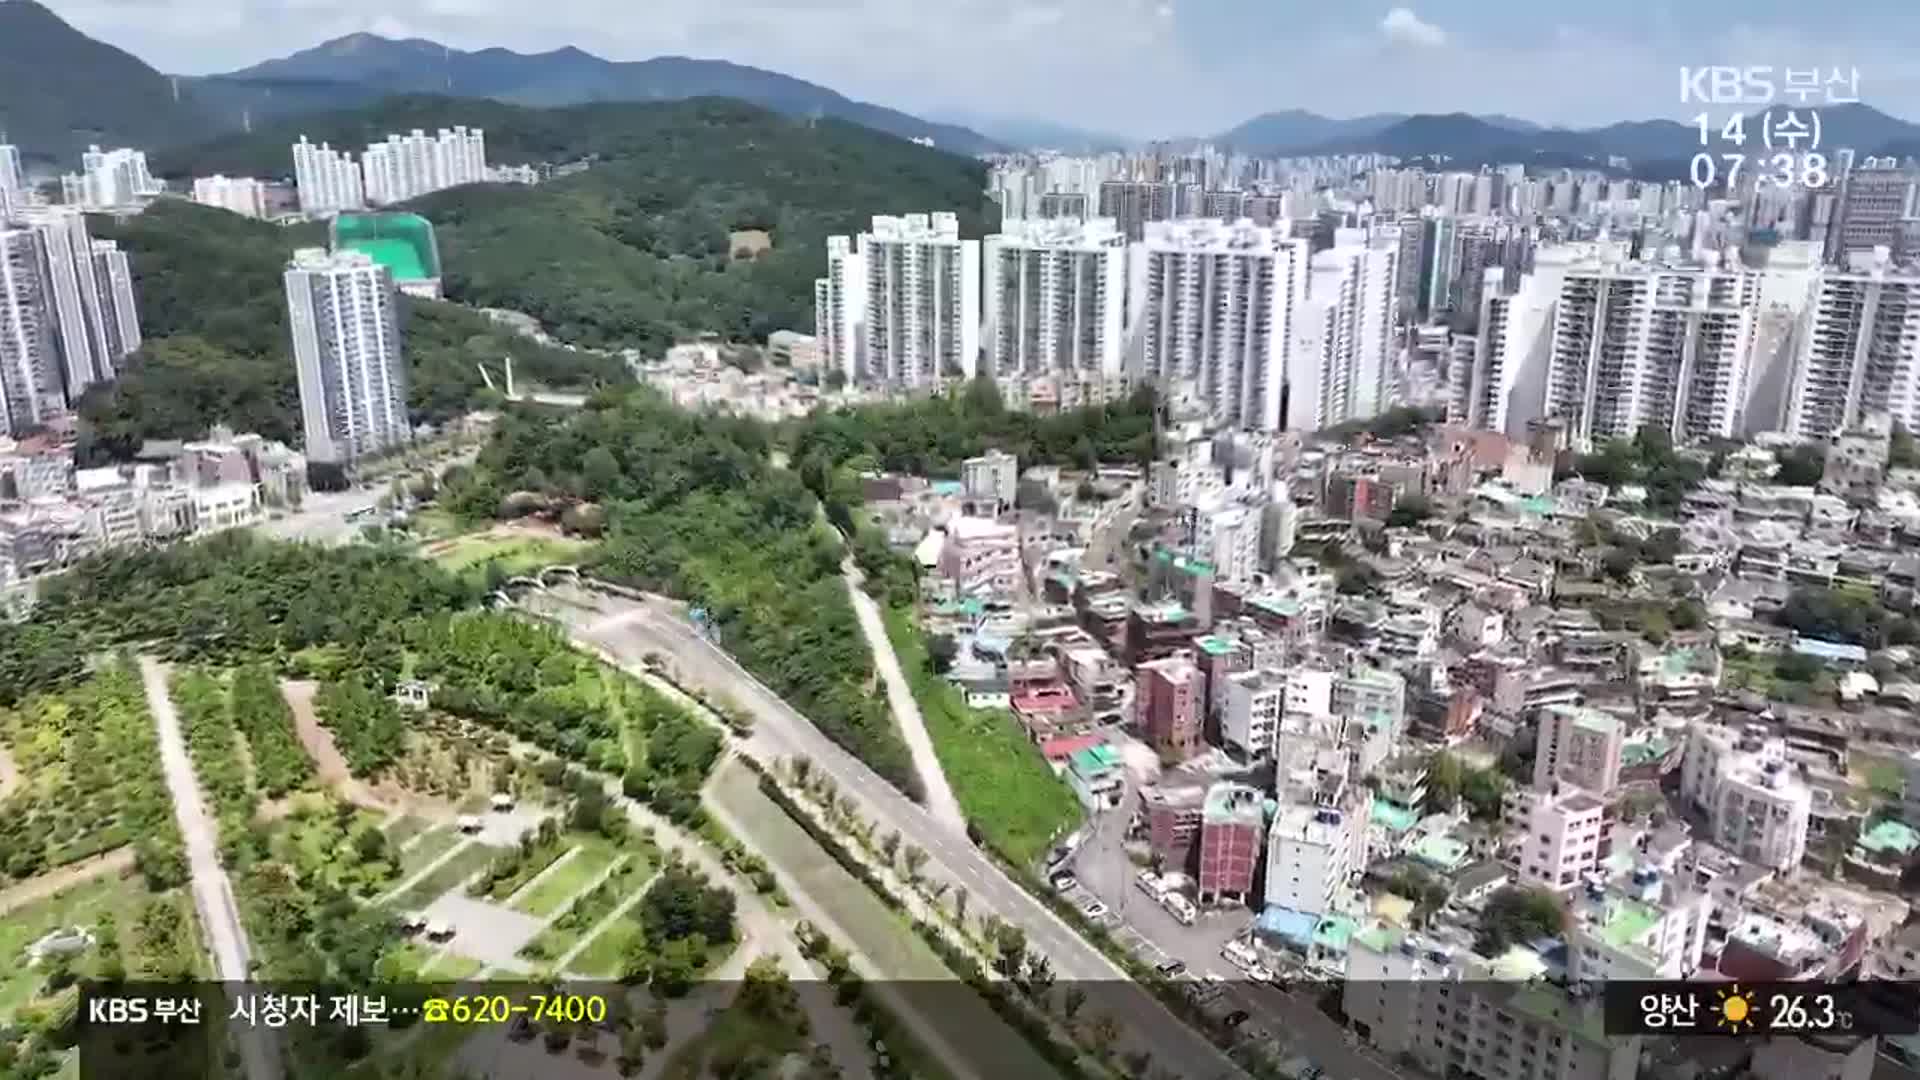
[1508,985,1609,1046]
[1858,819,1920,857]
[1598,898,1661,949]
[1196,635,1237,656]
[1069,746,1121,775]
[1354,923,1405,953]
[1371,797,1419,833]
[1313,915,1356,952]
[332,212,441,282]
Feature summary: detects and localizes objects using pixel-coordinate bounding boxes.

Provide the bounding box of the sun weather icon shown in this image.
[1717,986,1757,1033]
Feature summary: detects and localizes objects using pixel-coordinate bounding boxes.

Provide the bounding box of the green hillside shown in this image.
[76,201,627,459]
[156,96,996,354]
[0,0,214,166]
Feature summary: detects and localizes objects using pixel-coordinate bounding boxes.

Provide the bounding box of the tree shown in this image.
[582,447,623,500]
[878,830,901,867]
[1062,986,1086,1021]
[1775,443,1827,487]
[901,845,927,883]
[1475,887,1567,956]
[1386,495,1433,529]
[1087,1014,1122,1059]
[927,635,959,676]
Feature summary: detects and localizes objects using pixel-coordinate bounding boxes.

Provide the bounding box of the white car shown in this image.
[1161,892,1197,926]
[1081,901,1110,920]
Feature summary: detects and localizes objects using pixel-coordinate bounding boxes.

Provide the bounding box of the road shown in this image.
[138,656,279,1080]
[840,559,966,834]
[537,586,1245,1080]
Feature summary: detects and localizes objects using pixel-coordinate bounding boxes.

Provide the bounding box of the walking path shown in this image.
[551,858,652,973]
[840,559,966,834]
[139,655,278,1080]
[0,847,134,916]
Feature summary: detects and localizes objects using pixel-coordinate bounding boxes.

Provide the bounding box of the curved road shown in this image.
[538,586,1243,1080]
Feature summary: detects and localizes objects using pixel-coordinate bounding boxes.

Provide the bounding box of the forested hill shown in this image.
[76,200,629,459]
[149,95,995,357]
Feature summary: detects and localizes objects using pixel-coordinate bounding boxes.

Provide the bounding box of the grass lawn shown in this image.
[1852,751,1907,797]
[708,762,1064,1080]
[396,828,462,878]
[517,846,659,966]
[883,605,1081,867]
[510,838,621,917]
[428,532,589,576]
[567,919,642,979]
[422,953,485,981]
[388,841,500,910]
[0,873,205,1020]
[384,814,431,848]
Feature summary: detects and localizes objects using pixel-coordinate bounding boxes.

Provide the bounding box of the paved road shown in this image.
[840,560,966,834]
[539,587,1244,1080]
[138,656,279,1080]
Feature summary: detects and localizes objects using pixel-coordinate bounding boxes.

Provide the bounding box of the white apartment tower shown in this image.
[1544,260,1761,446]
[284,248,410,464]
[813,235,865,380]
[21,208,116,392]
[363,127,487,205]
[191,175,269,219]
[292,137,365,215]
[1128,218,1307,432]
[0,145,22,198]
[0,228,67,435]
[90,240,140,361]
[1295,236,1399,428]
[1783,251,1920,440]
[858,213,980,386]
[62,146,160,209]
[981,217,1126,378]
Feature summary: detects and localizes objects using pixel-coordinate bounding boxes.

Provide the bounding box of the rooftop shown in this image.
[1595,897,1662,949]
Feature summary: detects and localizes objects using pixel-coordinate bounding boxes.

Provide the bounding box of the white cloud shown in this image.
[1379,7,1446,48]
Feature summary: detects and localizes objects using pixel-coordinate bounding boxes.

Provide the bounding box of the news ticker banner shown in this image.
[66,979,1920,1077]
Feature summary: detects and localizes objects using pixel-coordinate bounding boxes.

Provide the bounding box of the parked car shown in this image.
[1081,900,1109,920]
[1050,873,1078,892]
[1135,870,1165,898]
[1222,939,1260,971]
[1156,959,1187,977]
[1161,892,1197,925]
[1224,1010,1251,1028]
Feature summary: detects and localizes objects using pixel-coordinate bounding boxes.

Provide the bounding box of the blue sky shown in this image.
[46,0,1920,136]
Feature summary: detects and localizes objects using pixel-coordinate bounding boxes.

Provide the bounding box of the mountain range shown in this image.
[5,0,1920,172]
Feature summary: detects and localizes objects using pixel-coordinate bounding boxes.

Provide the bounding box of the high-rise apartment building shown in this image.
[61,146,160,209]
[89,240,140,362]
[1827,159,1917,264]
[0,145,22,201]
[1294,236,1398,428]
[20,208,119,393]
[1098,180,1201,241]
[283,248,410,464]
[362,127,487,205]
[1544,260,1761,446]
[1128,218,1307,432]
[1783,250,1920,440]
[812,235,865,380]
[191,175,269,219]
[0,228,67,435]
[856,213,980,387]
[292,138,365,215]
[981,217,1125,378]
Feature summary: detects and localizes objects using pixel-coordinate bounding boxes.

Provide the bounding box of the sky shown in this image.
[43,0,1920,137]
